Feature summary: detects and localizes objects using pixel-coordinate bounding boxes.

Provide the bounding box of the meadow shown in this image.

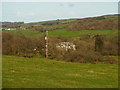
[3,29,118,37]
[48,29,118,37]
[3,30,42,37]
[2,55,118,88]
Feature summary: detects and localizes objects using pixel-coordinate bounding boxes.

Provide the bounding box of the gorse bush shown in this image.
[2,32,45,56]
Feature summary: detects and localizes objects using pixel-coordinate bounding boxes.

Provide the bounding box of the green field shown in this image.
[49,29,118,37]
[3,29,118,37]
[3,30,42,37]
[3,55,118,88]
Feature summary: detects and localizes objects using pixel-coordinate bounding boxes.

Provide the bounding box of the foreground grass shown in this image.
[3,55,118,88]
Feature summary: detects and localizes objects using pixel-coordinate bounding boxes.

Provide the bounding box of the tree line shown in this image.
[2,32,118,63]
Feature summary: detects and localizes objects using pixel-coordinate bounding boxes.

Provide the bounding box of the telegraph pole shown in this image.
[45,30,48,58]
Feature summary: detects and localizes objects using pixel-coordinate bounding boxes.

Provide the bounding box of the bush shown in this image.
[101,36,118,56]
[102,56,118,64]
[2,32,45,56]
[47,36,102,63]
[2,32,118,63]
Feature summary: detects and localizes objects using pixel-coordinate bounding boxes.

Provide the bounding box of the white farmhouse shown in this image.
[7,28,11,30]
[56,42,76,51]
[6,28,16,30]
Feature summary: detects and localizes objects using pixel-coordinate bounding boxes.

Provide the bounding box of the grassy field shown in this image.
[3,30,42,37]
[3,29,118,37]
[3,55,118,88]
[49,29,118,37]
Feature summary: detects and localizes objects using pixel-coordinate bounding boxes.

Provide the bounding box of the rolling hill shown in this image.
[2,14,119,37]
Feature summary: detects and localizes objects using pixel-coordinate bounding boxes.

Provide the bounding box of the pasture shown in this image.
[48,29,118,37]
[2,55,118,88]
[3,30,42,37]
[3,29,118,37]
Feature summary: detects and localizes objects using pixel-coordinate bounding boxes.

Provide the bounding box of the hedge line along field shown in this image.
[2,30,42,37]
[3,55,118,88]
[3,29,118,37]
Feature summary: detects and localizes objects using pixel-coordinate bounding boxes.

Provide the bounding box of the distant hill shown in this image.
[2,14,118,31]
[1,22,24,28]
[2,14,119,37]
[67,14,118,31]
[24,14,119,31]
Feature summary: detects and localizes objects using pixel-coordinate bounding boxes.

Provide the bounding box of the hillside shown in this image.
[3,55,118,88]
[25,14,118,30]
[67,15,118,31]
[2,14,118,30]
[2,14,118,37]
[3,29,118,38]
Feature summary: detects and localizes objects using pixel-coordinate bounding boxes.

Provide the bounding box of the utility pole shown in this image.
[45,30,48,58]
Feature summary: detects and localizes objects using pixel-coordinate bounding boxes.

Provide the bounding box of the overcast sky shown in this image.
[2,2,118,23]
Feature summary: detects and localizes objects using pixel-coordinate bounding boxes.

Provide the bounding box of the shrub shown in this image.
[2,32,118,63]
[2,32,45,56]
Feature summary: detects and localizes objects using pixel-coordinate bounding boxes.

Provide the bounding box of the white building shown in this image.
[56,42,76,51]
[6,28,16,30]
